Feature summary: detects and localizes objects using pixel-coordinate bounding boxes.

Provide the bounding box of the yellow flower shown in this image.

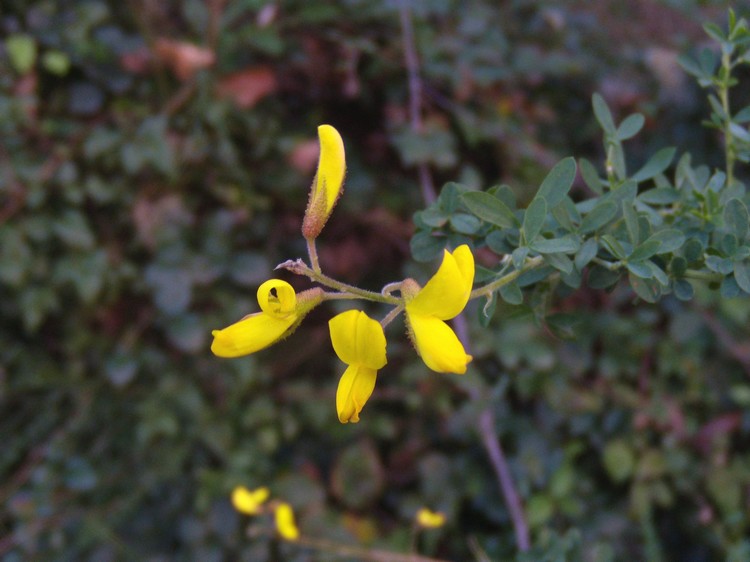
[231,485,270,515]
[404,245,474,374]
[416,507,446,529]
[274,502,300,541]
[302,124,346,240]
[211,279,322,358]
[329,310,387,423]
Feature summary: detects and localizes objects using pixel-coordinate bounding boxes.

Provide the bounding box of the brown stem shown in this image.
[398,0,436,205]
[453,315,531,552]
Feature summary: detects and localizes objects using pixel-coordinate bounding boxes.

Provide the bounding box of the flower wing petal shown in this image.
[336,364,377,423]
[329,310,387,369]
[211,312,296,357]
[406,245,474,320]
[407,313,472,374]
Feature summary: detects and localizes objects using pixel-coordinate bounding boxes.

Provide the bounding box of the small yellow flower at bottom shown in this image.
[416,508,446,529]
[329,310,387,423]
[231,485,270,515]
[274,502,300,541]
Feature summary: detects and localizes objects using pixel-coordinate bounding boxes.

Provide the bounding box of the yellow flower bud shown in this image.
[302,124,346,240]
[274,502,300,541]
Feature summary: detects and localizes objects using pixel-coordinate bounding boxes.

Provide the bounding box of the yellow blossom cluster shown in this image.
[211,125,475,423]
[231,485,299,541]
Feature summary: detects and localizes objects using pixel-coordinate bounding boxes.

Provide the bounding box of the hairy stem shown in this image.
[470,255,546,300]
[277,259,400,305]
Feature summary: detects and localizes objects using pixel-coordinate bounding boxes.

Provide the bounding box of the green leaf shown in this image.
[5,34,37,73]
[626,261,653,279]
[580,201,618,234]
[416,208,448,228]
[439,182,463,213]
[629,239,662,262]
[592,93,616,135]
[704,22,727,43]
[683,238,704,262]
[649,229,686,253]
[523,197,547,243]
[629,272,660,302]
[575,238,598,270]
[410,232,446,262]
[631,147,677,183]
[529,235,580,254]
[617,114,645,141]
[706,255,733,275]
[544,252,574,274]
[512,246,529,269]
[546,313,581,340]
[579,158,603,195]
[724,198,749,239]
[734,105,750,123]
[622,201,640,245]
[600,235,628,260]
[603,440,635,483]
[488,184,517,209]
[461,192,518,228]
[537,157,577,209]
[673,279,694,301]
[637,187,680,205]
[734,260,750,294]
[588,266,621,289]
[499,282,523,305]
[42,50,71,76]
[485,231,510,254]
[449,213,481,234]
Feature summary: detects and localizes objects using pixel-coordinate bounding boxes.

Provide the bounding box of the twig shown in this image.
[251,530,450,562]
[453,315,531,552]
[398,0,436,205]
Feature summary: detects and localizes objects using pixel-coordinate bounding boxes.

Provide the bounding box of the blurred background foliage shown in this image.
[1,1,749,560]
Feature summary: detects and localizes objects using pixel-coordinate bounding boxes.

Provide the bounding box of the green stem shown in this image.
[278,259,400,305]
[592,256,624,271]
[719,50,735,187]
[306,238,321,273]
[683,268,724,282]
[380,304,404,328]
[470,255,545,300]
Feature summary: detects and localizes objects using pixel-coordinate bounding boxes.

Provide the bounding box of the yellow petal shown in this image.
[416,508,446,528]
[329,310,387,369]
[336,364,377,423]
[231,486,270,515]
[407,313,472,374]
[274,502,300,541]
[257,279,297,318]
[316,124,346,214]
[211,311,297,357]
[406,245,474,320]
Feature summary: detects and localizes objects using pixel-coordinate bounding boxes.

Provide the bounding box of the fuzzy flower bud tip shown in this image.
[302,124,346,240]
